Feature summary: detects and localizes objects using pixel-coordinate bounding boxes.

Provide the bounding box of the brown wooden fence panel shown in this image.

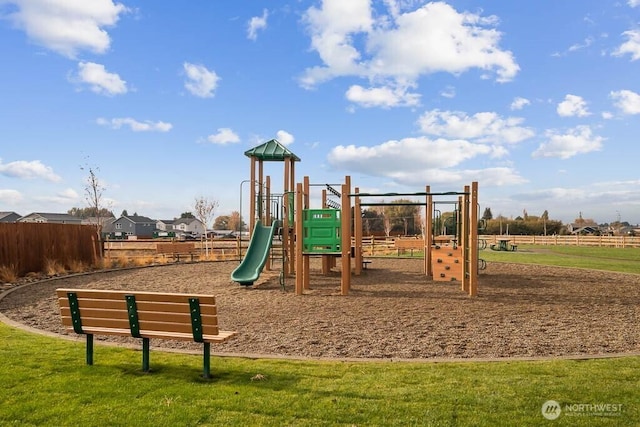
[0,223,100,276]
[479,235,640,248]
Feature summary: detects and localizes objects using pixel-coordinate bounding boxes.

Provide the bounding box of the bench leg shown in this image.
[86,334,94,365]
[203,342,211,379]
[142,337,150,372]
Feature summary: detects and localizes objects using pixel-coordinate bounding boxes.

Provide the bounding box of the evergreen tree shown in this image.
[482,207,493,220]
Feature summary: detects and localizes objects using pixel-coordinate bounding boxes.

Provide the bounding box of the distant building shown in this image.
[18,212,82,224]
[173,217,206,236]
[0,212,21,223]
[156,219,176,231]
[111,215,156,238]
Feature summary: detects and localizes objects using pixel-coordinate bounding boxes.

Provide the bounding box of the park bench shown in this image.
[156,242,198,261]
[56,288,237,378]
[394,238,424,256]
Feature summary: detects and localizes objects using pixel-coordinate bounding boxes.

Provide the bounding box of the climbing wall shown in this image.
[431,245,463,282]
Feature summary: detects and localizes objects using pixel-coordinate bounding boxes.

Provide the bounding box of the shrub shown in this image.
[0,264,18,283]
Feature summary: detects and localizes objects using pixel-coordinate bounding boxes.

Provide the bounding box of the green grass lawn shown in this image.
[1,323,638,426]
[1,245,639,426]
[480,244,640,274]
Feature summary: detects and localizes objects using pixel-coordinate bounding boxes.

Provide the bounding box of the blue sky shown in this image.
[1,0,640,225]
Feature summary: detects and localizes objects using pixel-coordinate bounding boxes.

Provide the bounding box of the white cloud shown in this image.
[276,130,295,145]
[610,89,640,114]
[417,109,534,144]
[510,97,530,110]
[532,126,604,159]
[439,86,456,99]
[96,117,172,132]
[328,137,488,176]
[206,128,240,145]
[613,29,640,60]
[0,159,62,182]
[568,36,594,52]
[0,189,23,204]
[301,1,519,91]
[345,84,420,108]
[183,62,220,98]
[3,0,128,58]
[73,61,127,96]
[556,94,590,117]
[300,0,372,87]
[629,0,640,7]
[40,188,80,204]
[247,9,268,41]
[327,136,527,187]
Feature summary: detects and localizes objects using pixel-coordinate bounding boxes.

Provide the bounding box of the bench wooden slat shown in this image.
[57,298,218,316]
[59,307,219,325]
[59,326,234,342]
[57,288,215,302]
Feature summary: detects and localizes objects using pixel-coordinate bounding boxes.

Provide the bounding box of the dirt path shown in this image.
[1,259,639,360]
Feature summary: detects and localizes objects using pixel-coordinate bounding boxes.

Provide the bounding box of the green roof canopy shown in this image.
[244,139,300,161]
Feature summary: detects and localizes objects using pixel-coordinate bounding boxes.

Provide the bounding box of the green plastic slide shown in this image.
[231,221,279,286]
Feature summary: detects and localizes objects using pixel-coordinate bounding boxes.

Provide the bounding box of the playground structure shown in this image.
[231,139,481,297]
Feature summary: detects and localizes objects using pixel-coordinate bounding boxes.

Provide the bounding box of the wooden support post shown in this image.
[295,182,304,295]
[265,175,271,271]
[289,159,296,275]
[469,181,479,297]
[461,186,470,293]
[283,160,291,276]
[303,176,310,290]
[340,177,351,295]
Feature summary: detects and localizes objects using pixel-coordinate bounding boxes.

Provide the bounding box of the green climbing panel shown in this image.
[302,209,341,253]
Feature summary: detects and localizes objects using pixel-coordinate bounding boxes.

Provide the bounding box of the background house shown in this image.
[111,214,156,238]
[156,219,176,231]
[172,217,206,237]
[18,212,82,224]
[0,212,21,222]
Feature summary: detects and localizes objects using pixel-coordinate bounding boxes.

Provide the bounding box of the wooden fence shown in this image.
[4,226,637,278]
[0,223,101,276]
[356,234,640,255]
[480,235,640,248]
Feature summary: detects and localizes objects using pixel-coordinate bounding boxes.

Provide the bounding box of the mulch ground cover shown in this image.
[1,258,638,360]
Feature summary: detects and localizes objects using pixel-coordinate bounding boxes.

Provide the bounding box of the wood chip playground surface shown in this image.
[1,258,639,361]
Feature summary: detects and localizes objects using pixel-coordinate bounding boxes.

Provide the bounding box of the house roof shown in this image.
[0,211,21,222]
[173,217,201,226]
[18,212,82,223]
[118,215,155,223]
[244,139,300,161]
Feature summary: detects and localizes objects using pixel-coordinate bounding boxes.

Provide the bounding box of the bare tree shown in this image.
[81,163,110,240]
[194,196,219,255]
